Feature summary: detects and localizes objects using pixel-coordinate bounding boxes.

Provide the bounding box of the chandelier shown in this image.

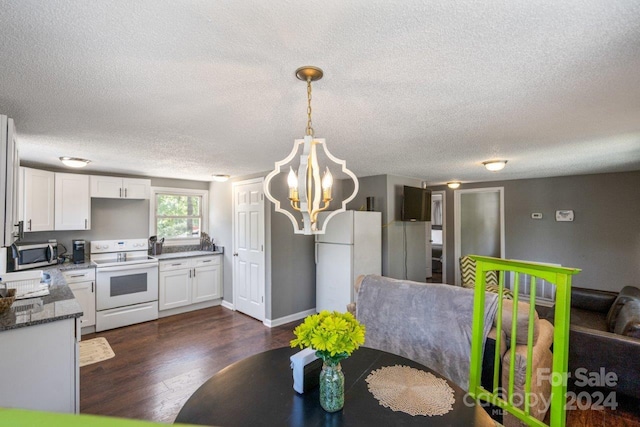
[264,66,359,235]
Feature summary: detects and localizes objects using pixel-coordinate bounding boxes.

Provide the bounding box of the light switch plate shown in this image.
[531,213,543,219]
[555,210,574,222]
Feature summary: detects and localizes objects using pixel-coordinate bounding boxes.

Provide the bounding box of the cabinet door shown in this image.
[68,280,96,327]
[192,264,221,303]
[4,119,19,245]
[23,167,55,232]
[55,173,90,230]
[90,175,123,198]
[123,178,150,199]
[159,268,191,310]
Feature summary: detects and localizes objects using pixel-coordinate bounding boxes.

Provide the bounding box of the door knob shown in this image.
[233,253,238,256]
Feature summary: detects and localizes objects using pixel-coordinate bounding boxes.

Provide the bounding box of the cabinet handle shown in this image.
[28,219,32,231]
[125,188,127,198]
[70,274,86,278]
[171,263,182,266]
[91,281,94,293]
[85,219,88,229]
[189,269,192,278]
[120,188,122,198]
[193,268,196,278]
[202,260,212,263]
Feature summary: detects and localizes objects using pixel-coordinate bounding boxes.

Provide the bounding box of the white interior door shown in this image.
[454,187,505,285]
[233,179,265,321]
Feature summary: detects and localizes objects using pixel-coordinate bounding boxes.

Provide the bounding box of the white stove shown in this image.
[91,239,159,332]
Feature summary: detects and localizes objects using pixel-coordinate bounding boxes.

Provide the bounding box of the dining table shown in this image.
[175,346,496,426]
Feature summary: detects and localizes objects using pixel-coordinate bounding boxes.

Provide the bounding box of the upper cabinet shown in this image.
[20,168,91,232]
[1,115,20,246]
[22,167,55,232]
[90,176,150,199]
[55,173,90,230]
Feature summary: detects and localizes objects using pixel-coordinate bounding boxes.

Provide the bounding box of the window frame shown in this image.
[149,187,209,247]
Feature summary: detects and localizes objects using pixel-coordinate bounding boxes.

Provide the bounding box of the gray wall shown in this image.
[346,174,428,281]
[209,172,315,321]
[431,171,640,292]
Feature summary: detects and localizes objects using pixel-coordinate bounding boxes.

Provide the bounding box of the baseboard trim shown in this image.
[158,299,221,318]
[221,300,234,311]
[263,308,316,328]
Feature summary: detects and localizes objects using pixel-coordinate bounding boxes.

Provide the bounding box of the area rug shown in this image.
[79,337,115,367]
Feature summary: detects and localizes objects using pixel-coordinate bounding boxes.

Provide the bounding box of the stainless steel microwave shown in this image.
[9,241,58,271]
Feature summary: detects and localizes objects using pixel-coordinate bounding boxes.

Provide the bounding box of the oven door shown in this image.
[96,263,159,311]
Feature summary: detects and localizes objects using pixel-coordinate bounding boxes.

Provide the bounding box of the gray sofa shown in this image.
[555,286,640,400]
[348,275,554,427]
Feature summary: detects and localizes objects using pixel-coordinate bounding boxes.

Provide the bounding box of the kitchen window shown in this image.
[150,187,209,245]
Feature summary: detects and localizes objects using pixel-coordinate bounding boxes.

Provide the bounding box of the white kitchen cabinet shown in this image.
[90,175,151,199]
[55,173,91,230]
[22,167,55,232]
[159,255,222,313]
[1,116,20,246]
[0,318,79,413]
[192,258,222,302]
[159,264,192,310]
[63,268,96,330]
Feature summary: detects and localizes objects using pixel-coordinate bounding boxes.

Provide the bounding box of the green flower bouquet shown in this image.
[290,310,366,366]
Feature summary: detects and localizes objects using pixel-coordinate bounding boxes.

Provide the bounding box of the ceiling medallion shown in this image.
[263,66,359,235]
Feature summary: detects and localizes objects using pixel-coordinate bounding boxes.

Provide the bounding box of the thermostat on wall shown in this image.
[555,210,574,222]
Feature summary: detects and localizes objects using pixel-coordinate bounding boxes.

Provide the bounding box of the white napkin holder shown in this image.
[290,348,320,394]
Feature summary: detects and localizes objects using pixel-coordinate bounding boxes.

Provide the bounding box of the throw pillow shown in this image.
[613,300,640,338]
[496,299,540,345]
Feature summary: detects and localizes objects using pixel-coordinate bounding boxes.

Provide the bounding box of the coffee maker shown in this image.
[72,240,85,264]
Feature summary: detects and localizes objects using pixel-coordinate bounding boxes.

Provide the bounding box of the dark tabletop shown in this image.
[175,346,495,427]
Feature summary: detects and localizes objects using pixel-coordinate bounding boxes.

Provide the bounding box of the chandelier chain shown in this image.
[306,78,314,136]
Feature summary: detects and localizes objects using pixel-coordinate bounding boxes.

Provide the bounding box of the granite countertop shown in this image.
[57,260,95,271]
[0,266,83,332]
[153,250,223,261]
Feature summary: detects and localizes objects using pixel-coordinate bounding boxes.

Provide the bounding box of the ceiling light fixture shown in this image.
[211,174,230,182]
[482,160,508,172]
[59,157,91,168]
[447,182,461,189]
[263,66,359,235]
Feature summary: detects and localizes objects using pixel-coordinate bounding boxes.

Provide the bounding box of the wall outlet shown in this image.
[531,213,543,219]
[555,210,574,222]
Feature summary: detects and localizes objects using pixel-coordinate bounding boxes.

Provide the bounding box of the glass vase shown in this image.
[319,362,344,412]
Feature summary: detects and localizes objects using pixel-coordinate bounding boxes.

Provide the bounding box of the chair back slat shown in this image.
[468,255,580,427]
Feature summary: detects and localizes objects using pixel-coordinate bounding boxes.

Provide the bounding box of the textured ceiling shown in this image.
[1,0,639,184]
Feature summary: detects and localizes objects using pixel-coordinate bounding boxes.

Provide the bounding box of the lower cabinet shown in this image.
[63,268,96,330]
[159,255,222,312]
[0,318,79,413]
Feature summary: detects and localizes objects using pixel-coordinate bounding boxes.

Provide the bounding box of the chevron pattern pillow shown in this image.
[460,255,513,299]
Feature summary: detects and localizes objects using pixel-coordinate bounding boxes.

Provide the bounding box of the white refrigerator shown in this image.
[315,210,382,313]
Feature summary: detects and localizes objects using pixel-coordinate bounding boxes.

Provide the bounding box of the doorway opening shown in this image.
[429,191,446,283]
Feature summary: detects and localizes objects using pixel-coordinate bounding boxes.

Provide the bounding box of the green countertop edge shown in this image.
[0,409,201,427]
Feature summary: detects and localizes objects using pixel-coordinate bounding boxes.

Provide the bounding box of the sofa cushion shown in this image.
[571,287,617,313]
[606,286,640,332]
[496,299,539,345]
[570,307,608,332]
[614,300,640,338]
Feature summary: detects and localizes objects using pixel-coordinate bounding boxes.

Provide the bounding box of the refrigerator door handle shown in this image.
[315,243,318,265]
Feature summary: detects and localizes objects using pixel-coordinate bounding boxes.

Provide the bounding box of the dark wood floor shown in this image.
[81,306,640,426]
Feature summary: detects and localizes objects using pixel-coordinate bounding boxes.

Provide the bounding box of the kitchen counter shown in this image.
[57,260,95,271]
[0,266,83,332]
[153,250,223,261]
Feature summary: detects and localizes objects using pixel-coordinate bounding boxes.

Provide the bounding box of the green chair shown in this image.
[468,256,580,427]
